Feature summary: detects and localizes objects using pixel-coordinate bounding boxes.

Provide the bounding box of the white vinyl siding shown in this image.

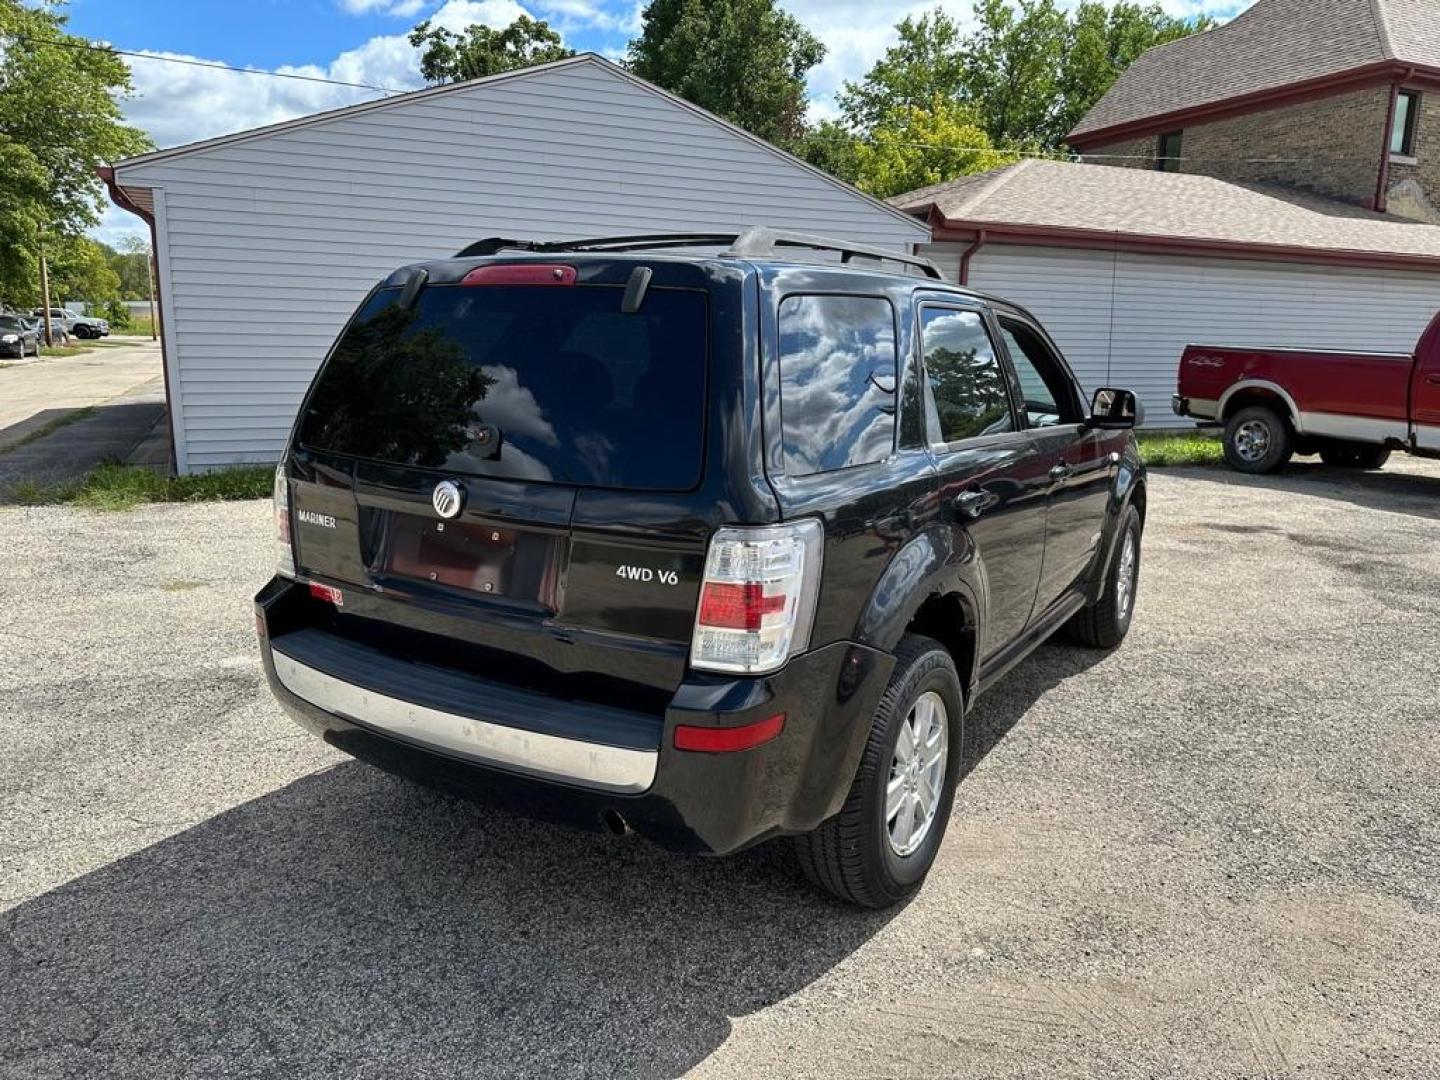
[116,59,927,472]
[923,242,1440,425]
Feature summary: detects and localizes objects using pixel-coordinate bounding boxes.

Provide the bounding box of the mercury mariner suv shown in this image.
[256,229,1147,907]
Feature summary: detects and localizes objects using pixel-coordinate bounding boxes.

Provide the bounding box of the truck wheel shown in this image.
[1321,443,1390,470]
[794,634,963,909]
[1223,405,1293,474]
[1065,504,1142,649]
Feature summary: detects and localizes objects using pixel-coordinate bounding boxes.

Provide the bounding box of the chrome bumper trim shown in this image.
[272,651,658,794]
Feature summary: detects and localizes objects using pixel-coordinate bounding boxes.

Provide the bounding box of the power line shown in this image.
[9,33,408,95]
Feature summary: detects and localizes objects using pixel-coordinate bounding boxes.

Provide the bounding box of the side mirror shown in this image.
[1088,387,1143,430]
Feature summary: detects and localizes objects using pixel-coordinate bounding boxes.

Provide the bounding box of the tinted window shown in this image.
[1156,130,1182,172]
[299,284,707,490]
[998,320,1075,428]
[1392,91,1418,155]
[921,308,1014,443]
[778,294,896,476]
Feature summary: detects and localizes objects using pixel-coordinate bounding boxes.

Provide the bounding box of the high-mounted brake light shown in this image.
[674,713,786,753]
[689,520,824,675]
[460,264,577,287]
[309,582,343,607]
[273,464,295,578]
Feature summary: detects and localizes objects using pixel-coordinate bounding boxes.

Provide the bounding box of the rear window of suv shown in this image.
[298,283,708,490]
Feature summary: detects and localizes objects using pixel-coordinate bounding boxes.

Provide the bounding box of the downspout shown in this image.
[98,165,177,474]
[1374,69,1413,213]
[959,229,988,286]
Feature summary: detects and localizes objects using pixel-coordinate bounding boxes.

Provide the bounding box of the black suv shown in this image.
[256,229,1146,907]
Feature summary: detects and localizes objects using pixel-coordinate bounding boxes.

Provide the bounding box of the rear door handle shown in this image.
[1049,462,1073,481]
[1426,374,1440,386]
[954,489,999,519]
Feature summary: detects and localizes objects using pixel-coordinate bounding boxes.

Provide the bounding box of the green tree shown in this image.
[1056,1,1213,141]
[0,1,150,303]
[957,0,1070,149]
[791,120,863,185]
[0,135,48,308]
[408,14,573,83]
[627,0,825,145]
[46,235,121,306]
[834,2,1213,155]
[850,99,1007,198]
[104,241,152,299]
[835,11,967,133]
[0,2,150,229]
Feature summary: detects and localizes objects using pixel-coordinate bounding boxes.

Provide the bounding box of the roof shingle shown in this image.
[891,158,1440,261]
[1069,0,1440,140]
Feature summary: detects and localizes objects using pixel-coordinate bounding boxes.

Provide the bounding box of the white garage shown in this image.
[894,160,1440,424]
[104,54,929,473]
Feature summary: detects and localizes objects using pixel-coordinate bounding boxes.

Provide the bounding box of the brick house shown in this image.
[890,159,1440,424]
[1067,0,1440,223]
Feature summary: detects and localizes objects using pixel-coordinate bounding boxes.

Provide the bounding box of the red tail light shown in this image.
[697,582,786,631]
[461,264,576,287]
[674,713,786,753]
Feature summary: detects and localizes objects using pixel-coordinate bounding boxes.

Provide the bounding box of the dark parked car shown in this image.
[256,229,1147,907]
[0,314,42,358]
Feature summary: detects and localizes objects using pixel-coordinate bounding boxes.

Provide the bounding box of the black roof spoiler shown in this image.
[453,227,943,279]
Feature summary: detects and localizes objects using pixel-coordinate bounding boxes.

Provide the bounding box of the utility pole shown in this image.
[38,244,53,348]
[147,244,158,341]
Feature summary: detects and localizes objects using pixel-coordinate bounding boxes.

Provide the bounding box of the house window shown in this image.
[1391,91,1419,156]
[1156,130,1182,172]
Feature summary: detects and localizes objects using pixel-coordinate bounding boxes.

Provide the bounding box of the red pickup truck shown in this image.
[1172,312,1440,473]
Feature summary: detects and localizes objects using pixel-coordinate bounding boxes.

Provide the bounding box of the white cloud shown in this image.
[338,0,428,16]
[117,0,531,153]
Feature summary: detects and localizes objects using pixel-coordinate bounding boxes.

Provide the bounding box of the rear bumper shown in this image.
[256,578,893,855]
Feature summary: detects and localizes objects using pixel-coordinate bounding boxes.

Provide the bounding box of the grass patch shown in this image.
[9,462,273,510]
[1136,431,1225,467]
[39,343,98,359]
[0,406,98,453]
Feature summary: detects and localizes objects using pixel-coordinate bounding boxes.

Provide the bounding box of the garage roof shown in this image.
[892,159,1440,270]
[1069,0,1440,142]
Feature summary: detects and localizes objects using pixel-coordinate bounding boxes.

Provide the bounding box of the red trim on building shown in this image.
[1067,60,1440,150]
[925,220,1440,274]
[97,165,177,474]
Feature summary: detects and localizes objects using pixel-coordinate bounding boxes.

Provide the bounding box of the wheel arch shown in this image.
[1217,380,1303,432]
[853,528,983,701]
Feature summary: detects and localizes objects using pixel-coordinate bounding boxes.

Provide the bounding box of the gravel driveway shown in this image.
[2,459,1437,1079]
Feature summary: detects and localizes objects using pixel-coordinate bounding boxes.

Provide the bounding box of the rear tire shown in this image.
[1223,405,1293,474]
[1320,442,1390,470]
[794,634,963,908]
[1065,504,1142,649]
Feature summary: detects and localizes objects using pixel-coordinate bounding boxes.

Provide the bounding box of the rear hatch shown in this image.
[283,260,745,712]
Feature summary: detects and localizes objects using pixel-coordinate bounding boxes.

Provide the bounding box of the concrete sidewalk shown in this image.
[0,339,167,494]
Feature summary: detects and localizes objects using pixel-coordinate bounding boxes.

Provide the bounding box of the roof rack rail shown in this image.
[454,228,942,279]
[725,227,942,279]
[454,234,740,258]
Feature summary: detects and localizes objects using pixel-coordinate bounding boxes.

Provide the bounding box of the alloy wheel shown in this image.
[886,690,949,857]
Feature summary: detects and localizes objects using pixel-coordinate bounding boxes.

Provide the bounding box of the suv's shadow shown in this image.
[2,762,898,1079]
[1161,460,1440,521]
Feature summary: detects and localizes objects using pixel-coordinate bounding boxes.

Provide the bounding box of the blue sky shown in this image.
[73,0,1242,245]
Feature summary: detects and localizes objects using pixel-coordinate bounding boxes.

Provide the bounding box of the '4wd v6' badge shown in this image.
[616,565,679,585]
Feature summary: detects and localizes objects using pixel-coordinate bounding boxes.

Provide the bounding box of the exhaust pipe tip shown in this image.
[599,808,629,837]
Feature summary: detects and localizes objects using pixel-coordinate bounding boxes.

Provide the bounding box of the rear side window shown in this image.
[920,307,1015,443]
[299,284,708,490]
[777,294,897,476]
